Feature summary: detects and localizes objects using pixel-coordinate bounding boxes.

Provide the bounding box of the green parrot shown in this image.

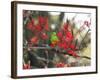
[50,32,59,46]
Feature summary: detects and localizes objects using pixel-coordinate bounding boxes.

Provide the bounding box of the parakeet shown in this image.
[50,32,59,47]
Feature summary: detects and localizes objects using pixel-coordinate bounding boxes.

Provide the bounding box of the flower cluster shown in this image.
[23,11,91,69]
[26,16,79,57]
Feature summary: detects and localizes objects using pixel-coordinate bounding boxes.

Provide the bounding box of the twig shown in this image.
[79,29,90,50]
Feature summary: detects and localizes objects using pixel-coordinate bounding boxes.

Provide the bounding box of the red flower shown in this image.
[58,42,68,49]
[27,21,33,30]
[38,16,49,31]
[65,31,73,42]
[41,32,48,40]
[38,16,46,25]
[31,36,38,44]
[67,50,79,57]
[63,43,68,49]
[44,18,49,31]
[23,63,31,69]
[63,23,69,31]
[69,44,76,50]
[57,31,63,39]
[56,62,65,67]
[31,18,34,24]
[26,19,35,31]
[35,24,42,31]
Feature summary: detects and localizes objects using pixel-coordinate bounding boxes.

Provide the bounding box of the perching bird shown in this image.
[50,32,59,47]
